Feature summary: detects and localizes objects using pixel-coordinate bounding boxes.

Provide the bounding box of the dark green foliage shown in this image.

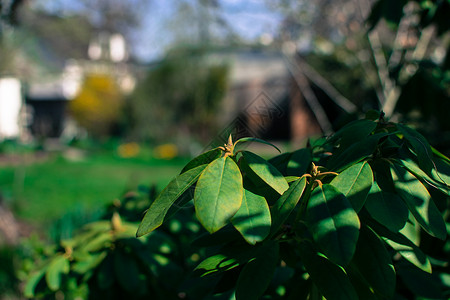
[22,190,203,299]
[137,113,449,299]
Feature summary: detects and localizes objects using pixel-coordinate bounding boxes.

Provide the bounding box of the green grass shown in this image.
[0,153,189,226]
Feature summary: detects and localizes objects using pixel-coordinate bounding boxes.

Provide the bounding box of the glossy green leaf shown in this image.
[391,165,446,240]
[231,189,271,245]
[306,184,360,266]
[45,255,70,291]
[194,244,254,277]
[431,157,450,191]
[365,181,409,232]
[351,226,395,298]
[235,137,281,153]
[286,148,312,176]
[180,148,222,174]
[242,151,289,195]
[384,238,432,273]
[331,161,373,212]
[298,240,358,300]
[195,157,243,233]
[137,164,207,237]
[329,119,377,149]
[268,152,292,175]
[397,157,449,195]
[327,133,387,171]
[270,177,307,237]
[397,123,434,174]
[235,242,279,300]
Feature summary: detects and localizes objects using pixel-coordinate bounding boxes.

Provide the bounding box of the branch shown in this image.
[295,55,358,114]
[283,53,334,135]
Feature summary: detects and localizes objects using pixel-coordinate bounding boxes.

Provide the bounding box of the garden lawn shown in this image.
[0,153,189,225]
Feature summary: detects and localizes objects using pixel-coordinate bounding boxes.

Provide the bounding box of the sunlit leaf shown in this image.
[286,148,312,176]
[397,123,434,174]
[391,165,446,240]
[384,238,432,273]
[365,181,409,232]
[195,157,243,233]
[306,184,360,266]
[351,226,395,298]
[268,152,292,175]
[137,164,207,237]
[45,255,70,291]
[331,161,373,212]
[194,244,254,277]
[231,189,271,245]
[24,267,47,298]
[270,177,307,237]
[242,151,289,195]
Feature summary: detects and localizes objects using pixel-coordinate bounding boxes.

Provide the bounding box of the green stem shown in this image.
[295,178,314,222]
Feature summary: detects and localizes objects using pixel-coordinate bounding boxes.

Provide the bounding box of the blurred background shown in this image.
[0,0,448,297]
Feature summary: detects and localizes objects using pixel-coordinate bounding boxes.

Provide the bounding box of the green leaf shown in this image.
[431,157,450,191]
[24,267,47,298]
[328,119,377,150]
[269,177,307,237]
[396,262,444,298]
[397,123,434,174]
[180,148,222,174]
[235,242,279,300]
[45,255,70,291]
[391,165,446,240]
[384,238,432,273]
[306,184,360,266]
[231,189,271,245]
[331,161,373,212]
[136,164,207,237]
[241,151,289,195]
[195,157,243,233]
[351,226,396,298]
[327,133,387,171]
[397,157,449,195]
[298,240,358,300]
[365,181,409,232]
[235,137,281,153]
[268,152,292,175]
[194,244,255,277]
[286,148,312,176]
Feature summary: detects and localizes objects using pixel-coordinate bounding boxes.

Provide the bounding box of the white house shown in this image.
[0,78,22,141]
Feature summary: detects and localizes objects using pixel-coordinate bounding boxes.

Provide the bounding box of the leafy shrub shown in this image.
[22,189,202,299]
[137,111,449,299]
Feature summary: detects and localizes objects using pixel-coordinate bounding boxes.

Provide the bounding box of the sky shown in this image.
[132,0,282,61]
[34,0,283,62]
